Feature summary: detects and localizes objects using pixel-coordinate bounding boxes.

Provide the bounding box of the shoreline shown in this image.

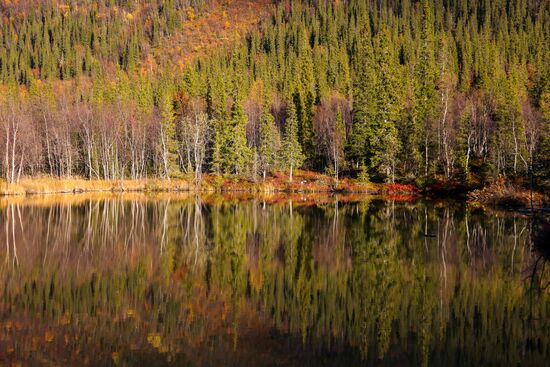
[0,177,197,196]
[1,175,548,212]
[0,173,398,196]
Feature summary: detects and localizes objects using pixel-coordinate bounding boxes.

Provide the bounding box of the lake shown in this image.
[0,194,549,366]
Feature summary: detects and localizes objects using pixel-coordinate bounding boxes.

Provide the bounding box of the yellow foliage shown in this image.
[186,6,195,21]
[44,330,54,343]
[112,351,120,365]
[4,320,13,330]
[59,314,71,325]
[249,267,263,291]
[31,337,39,351]
[159,345,169,353]
[147,333,162,349]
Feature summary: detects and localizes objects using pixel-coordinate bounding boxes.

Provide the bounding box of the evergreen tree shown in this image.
[371,29,402,182]
[416,0,437,179]
[296,32,315,165]
[538,86,550,181]
[225,95,251,175]
[282,103,305,182]
[258,102,280,179]
[347,20,377,169]
[210,119,224,175]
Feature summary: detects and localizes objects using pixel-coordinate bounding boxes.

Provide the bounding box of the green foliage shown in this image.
[358,164,370,183]
[258,102,280,178]
[0,0,548,185]
[347,20,377,168]
[370,28,402,182]
[282,103,305,181]
[223,95,251,175]
[0,1,213,84]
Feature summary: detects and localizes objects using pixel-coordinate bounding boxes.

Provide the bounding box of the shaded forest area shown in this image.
[0,0,549,192]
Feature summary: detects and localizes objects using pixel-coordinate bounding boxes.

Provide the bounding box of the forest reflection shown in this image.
[0,195,549,366]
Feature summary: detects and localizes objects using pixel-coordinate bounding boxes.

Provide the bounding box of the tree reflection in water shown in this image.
[0,195,548,366]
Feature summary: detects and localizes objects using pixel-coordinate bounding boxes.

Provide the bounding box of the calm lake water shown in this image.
[0,194,549,366]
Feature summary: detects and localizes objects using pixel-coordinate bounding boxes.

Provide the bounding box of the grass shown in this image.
[467,178,549,209]
[0,171,416,197]
[0,177,195,196]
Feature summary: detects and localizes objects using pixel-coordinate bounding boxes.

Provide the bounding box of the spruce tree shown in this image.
[416,0,437,179]
[225,94,251,175]
[297,32,315,165]
[210,119,224,175]
[372,29,401,182]
[282,102,305,182]
[347,20,377,169]
[258,102,280,179]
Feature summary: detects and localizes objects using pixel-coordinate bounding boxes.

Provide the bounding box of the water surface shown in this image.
[0,194,549,366]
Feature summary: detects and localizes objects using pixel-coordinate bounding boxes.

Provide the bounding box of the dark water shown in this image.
[0,194,549,367]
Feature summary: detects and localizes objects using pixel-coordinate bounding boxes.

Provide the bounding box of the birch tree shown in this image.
[180,108,211,183]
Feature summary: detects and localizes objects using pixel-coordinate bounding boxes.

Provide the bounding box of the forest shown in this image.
[0,0,549,190]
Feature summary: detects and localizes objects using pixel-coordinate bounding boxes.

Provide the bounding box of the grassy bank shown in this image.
[0,171,391,196]
[0,177,195,196]
[2,174,547,212]
[467,179,549,209]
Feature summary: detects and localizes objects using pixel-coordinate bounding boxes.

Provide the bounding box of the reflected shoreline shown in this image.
[0,196,549,366]
[0,191,416,208]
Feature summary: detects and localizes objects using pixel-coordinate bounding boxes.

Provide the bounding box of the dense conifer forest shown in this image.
[0,0,548,190]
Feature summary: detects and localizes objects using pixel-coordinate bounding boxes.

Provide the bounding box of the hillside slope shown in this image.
[148,0,272,71]
[0,0,271,82]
